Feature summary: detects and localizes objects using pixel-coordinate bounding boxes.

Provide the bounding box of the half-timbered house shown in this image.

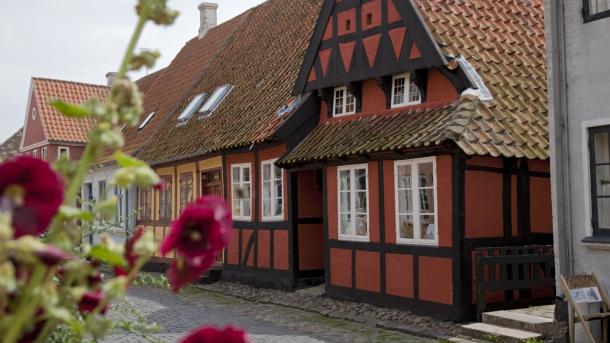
[276,0,553,320]
[136,0,326,286]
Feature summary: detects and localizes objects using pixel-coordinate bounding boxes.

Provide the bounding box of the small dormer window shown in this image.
[198,84,233,118]
[177,93,208,123]
[32,108,37,120]
[391,73,421,108]
[333,86,356,117]
[138,111,156,130]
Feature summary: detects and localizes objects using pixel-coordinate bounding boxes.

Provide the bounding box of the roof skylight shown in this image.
[177,93,208,122]
[197,84,233,118]
[138,111,156,130]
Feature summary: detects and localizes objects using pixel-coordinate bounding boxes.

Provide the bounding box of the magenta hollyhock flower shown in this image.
[0,156,64,237]
[160,196,232,258]
[160,196,231,292]
[179,326,249,343]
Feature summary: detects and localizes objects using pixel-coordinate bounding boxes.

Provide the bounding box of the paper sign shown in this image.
[570,287,602,304]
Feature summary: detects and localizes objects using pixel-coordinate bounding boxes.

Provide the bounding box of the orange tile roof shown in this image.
[416,0,548,159]
[31,78,108,144]
[138,0,324,163]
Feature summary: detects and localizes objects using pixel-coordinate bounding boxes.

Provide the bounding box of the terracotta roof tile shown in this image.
[32,78,108,143]
[137,0,324,163]
[0,128,23,162]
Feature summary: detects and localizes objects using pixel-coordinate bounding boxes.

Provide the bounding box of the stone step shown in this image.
[461,323,542,343]
[483,310,554,335]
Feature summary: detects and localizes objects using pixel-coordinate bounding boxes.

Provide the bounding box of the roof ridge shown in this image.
[32,77,108,89]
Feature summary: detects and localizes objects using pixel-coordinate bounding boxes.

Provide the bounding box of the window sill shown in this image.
[338,236,370,243]
[396,239,438,247]
[582,236,610,250]
[261,217,284,222]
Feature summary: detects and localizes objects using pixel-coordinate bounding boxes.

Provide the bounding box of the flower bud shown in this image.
[35,245,72,267]
[133,230,156,258]
[103,276,128,299]
[134,166,161,188]
[0,262,16,293]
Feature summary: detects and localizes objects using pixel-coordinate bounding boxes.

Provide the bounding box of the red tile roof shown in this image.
[137,0,324,164]
[31,78,108,144]
[93,11,252,165]
[0,128,23,162]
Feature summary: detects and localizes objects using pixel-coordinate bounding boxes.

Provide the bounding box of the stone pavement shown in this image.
[104,286,441,343]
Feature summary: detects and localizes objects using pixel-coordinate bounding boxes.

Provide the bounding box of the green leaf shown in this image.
[89,245,127,267]
[114,151,146,168]
[50,100,92,118]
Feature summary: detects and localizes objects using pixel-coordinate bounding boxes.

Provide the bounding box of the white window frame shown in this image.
[391,73,422,108]
[337,164,370,242]
[58,146,70,160]
[333,86,356,117]
[394,157,439,246]
[261,159,284,221]
[231,163,252,221]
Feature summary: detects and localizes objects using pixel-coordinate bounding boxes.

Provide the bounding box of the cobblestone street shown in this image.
[104,286,439,343]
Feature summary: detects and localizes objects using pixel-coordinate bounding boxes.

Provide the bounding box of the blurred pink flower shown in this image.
[179,326,249,343]
[0,156,63,237]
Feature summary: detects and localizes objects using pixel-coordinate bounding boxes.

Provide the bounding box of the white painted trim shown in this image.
[394,156,439,246]
[581,118,610,238]
[21,140,51,151]
[333,86,356,117]
[337,163,370,242]
[260,159,284,222]
[58,146,70,160]
[231,163,253,221]
[20,82,35,150]
[390,73,422,108]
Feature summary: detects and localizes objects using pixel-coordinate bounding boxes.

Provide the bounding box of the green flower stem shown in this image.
[3,265,46,343]
[118,7,149,77]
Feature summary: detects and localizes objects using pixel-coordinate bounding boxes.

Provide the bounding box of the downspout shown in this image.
[547,0,574,288]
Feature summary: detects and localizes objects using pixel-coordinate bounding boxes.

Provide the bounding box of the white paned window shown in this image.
[261,159,284,221]
[391,73,421,108]
[32,149,38,158]
[588,0,610,16]
[231,163,252,221]
[333,86,356,116]
[394,157,438,245]
[58,147,70,160]
[41,147,47,161]
[338,164,369,241]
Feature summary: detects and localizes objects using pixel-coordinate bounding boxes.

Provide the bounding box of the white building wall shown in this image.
[547,0,610,340]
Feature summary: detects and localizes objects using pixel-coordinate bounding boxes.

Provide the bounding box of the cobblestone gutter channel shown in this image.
[196,281,476,342]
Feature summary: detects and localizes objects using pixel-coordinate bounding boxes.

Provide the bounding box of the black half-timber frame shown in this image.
[293,0,447,94]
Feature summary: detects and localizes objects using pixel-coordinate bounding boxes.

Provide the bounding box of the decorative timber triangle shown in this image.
[292,0,447,95]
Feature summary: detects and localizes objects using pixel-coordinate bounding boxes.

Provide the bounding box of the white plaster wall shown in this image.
[562,0,610,287]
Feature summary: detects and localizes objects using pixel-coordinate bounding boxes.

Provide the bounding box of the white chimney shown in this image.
[198,2,218,39]
[105,72,118,87]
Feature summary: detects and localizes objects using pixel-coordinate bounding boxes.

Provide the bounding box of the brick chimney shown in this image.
[198,2,218,39]
[105,72,118,87]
